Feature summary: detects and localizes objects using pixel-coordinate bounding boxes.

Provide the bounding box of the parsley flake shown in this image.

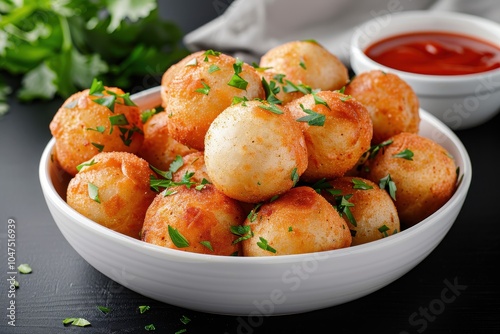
[168,226,190,248]
[379,174,397,201]
[62,318,91,327]
[393,149,414,160]
[88,182,101,203]
[257,237,276,253]
[76,159,97,172]
[200,241,213,251]
[195,81,210,95]
[97,306,111,314]
[231,225,253,244]
[258,103,283,115]
[291,167,299,186]
[296,103,325,126]
[91,142,104,152]
[180,315,191,325]
[138,305,150,314]
[145,324,156,331]
[352,178,373,190]
[18,263,32,274]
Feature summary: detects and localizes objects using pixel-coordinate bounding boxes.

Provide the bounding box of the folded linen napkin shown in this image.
[183,0,500,66]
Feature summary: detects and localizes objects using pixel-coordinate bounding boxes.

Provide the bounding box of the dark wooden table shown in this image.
[1,75,499,334]
[2,4,500,332]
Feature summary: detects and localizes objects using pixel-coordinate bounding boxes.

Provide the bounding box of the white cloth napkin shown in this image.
[183,0,500,67]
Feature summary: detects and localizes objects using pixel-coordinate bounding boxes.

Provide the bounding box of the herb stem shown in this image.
[58,16,72,52]
[0,4,37,29]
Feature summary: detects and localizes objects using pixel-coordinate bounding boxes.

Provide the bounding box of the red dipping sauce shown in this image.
[365,31,500,75]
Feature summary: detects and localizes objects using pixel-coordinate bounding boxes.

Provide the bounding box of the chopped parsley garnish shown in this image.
[200,241,213,251]
[352,178,373,190]
[89,78,105,95]
[180,315,191,324]
[97,306,111,314]
[62,318,91,327]
[257,237,276,253]
[203,49,221,61]
[379,174,397,201]
[228,59,248,90]
[334,194,357,227]
[261,77,282,104]
[76,159,97,172]
[247,203,263,222]
[291,167,299,186]
[288,226,293,232]
[393,148,414,160]
[18,263,32,274]
[283,80,312,95]
[141,106,164,124]
[145,324,156,331]
[312,92,329,109]
[88,182,101,203]
[232,96,248,106]
[168,225,190,248]
[93,95,116,111]
[365,139,393,160]
[175,330,186,334]
[273,73,286,84]
[299,60,307,69]
[378,224,390,237]
[339,94,352,102]
[311,178,333,193]
[208,64,220,73]
[195,81,211,95]
[258,103,283,115]
[91,142,104,152]
[231,225,253,244]
[138,305,150,314]
[296,103,325,126]
[86,125,105,133]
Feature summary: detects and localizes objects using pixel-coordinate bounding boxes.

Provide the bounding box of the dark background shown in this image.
[1,2,500,333]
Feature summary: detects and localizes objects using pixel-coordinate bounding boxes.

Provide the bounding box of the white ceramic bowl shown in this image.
[39,86,472,316]
[350,10,500,130]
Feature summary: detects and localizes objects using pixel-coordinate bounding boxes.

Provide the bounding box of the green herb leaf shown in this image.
[144,323,156,331]
[76,159,97,172]
[88,183,101,203]
[91,142,104,152]
[62,318,91,327]
[97,306,111,314]
[312,93,329,109]
[208,64,220,73]
[168,226,190,248]
[89,78,105,95]
[257,237,276,253]
[378,224,390,237]
[18,263,32,274]
[200,241,213,251]
[195,81,210,95]
[228,74,248,90]
[352,178,373,190]
[231,225,253,244]
[232,96,248,106]
[393,148,414,160]
[291,167,299,186]
[379,174,397,201]
[180,315,191,324]
[138,305,150,314]
[86,125,106,133]
[258,103,283,115]
[296,104,325,126]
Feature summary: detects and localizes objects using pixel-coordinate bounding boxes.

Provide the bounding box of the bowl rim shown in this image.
[350,10,500,83]
[39,86,472,265]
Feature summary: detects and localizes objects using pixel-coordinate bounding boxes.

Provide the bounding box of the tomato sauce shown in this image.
[365,31,500,75]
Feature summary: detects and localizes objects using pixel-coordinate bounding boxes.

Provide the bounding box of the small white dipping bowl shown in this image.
[39,86,472,316]
[350,10,500,130]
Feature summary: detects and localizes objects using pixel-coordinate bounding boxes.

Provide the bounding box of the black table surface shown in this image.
[1,77,499,334]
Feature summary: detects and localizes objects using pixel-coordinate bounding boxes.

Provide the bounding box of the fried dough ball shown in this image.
[49,88,143,176]
[164,51,265,151]
[66,152,156,239]
[284,90,373,182]
[259,40,349,93]
[172,151,210,184]
[160,51,204,109]
[138,111,197,171]
[242,186,351,256]
[344,70,420,144]
[361,132,457,227]
[321,177,400,246]
[141,184,245,256]
[204,100,308,203]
